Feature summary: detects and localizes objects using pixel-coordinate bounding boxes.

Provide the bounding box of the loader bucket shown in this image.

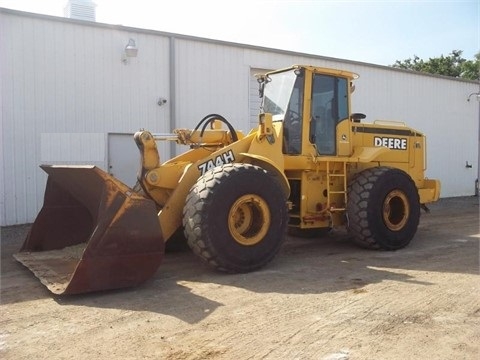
[14,165,164,295]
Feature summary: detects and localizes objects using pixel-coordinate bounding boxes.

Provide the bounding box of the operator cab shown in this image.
[258,66,354,156]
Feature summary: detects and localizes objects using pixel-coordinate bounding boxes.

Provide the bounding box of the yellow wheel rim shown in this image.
[228,194,271,246]
[383,190,410,231]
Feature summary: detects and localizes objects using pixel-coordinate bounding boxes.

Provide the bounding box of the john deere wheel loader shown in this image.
[15,65,440,295]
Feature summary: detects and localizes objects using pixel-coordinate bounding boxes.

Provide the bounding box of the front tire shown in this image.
[183,163,288,272]
[347,167,420,250]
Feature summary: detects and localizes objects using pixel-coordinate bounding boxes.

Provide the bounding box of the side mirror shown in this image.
[258,79,265,98]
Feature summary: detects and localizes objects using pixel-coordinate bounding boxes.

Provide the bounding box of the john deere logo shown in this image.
[374,136,407,150]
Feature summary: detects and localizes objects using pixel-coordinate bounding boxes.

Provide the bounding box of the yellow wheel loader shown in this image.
[15,65,440,295]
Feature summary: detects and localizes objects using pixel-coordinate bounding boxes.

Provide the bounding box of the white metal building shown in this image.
[1,8,478,226]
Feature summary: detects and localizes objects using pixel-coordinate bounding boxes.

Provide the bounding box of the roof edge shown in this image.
[1,7,478,85]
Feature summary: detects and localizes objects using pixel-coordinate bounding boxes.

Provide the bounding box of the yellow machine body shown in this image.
[15,65,440,294]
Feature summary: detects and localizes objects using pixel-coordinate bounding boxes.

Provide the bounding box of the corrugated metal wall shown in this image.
[347,65,478,199]
[1,8,478,225]
[1,10,171,225]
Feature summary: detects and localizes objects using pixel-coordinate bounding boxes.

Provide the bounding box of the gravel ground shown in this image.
[1,196,479,360]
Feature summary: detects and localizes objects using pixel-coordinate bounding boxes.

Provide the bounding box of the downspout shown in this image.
[169,36,176,159]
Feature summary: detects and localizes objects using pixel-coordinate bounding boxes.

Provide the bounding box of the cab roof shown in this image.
[265,65,359,80]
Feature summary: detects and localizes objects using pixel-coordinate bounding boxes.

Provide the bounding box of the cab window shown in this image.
[283,74,304,154]
[310,75,348,155]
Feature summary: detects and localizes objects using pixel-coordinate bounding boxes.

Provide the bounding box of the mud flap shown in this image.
[14,165,165,295]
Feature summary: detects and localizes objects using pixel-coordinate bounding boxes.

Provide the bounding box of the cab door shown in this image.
[310,74,349,155]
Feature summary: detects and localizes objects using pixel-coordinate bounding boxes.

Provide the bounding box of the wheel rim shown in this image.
[382,190,410,231]
[228,194,271,246]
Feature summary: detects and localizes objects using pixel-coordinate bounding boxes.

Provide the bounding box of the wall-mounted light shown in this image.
[122,38,138,64]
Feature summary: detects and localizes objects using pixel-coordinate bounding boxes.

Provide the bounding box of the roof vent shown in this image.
[64,0,96,22]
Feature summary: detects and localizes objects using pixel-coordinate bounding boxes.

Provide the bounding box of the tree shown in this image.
[461,53,480,80]
[391,50,479,80]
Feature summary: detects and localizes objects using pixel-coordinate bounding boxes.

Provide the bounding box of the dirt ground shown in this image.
[1,196,479,360]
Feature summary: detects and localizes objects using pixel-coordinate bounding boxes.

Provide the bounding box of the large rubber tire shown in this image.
[347,167,420,250]
[183,163,288,272]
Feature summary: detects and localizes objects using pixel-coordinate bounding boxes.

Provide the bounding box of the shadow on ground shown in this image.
[1,196,478,323]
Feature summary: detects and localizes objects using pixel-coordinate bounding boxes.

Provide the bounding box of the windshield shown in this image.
[261,69,298,118]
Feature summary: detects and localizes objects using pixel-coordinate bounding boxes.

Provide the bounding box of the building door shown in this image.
[107,133,139,187]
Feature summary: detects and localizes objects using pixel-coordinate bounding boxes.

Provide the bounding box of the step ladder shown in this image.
[326,161,347,212]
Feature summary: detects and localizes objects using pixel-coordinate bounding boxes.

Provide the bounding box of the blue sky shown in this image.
[0,0,478,66]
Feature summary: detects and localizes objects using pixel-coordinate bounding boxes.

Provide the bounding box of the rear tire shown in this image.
[183,163,288,272]
[347,167,420,250]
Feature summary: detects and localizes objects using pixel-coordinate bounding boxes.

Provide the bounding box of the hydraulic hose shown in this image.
[193,114,238,142]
